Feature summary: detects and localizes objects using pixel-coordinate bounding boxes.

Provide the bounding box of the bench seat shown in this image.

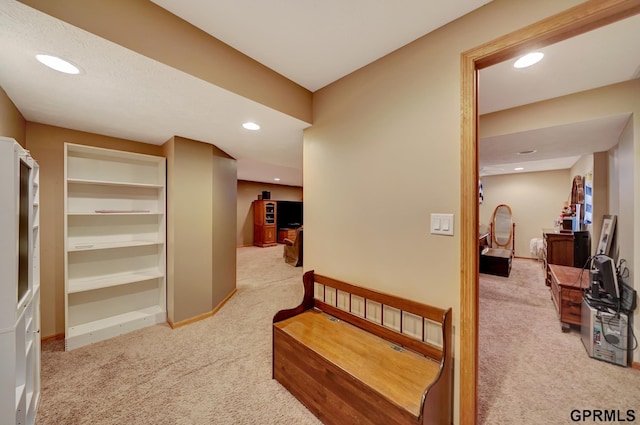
[272,270,452,425]
[275,309,440,417]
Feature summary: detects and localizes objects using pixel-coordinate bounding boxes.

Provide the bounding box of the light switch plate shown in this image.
[431,213,454,236]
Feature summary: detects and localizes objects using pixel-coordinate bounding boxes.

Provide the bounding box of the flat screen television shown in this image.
[593,255,619,303]
[277,201,303,229]
[18,159,30,303]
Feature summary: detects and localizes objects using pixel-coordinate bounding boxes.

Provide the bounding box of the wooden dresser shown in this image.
[543,230,590,286]
[548,264,590,332]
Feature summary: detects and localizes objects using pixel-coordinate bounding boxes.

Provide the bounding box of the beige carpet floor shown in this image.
[36,248,639,424]
[36,246,321,425]
[479,258,640,424]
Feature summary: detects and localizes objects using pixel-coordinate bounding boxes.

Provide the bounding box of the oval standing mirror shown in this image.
[491,204,514,250]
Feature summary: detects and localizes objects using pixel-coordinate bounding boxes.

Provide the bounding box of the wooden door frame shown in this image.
[459,0,640,423]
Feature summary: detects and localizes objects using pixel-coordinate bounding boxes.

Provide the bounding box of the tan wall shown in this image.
[480,80,640,138]
[164,139,176,322]
[570,154,593,187]
[237,181,302,246]
[612,118,633,269]
[480,79,640,258]
[305,0,585,421]
[164,137,212,323]
[0,86,26,146]
[479,78,640,238]
[164,136,237,324]
[570,154,595,248]
[211,151,238,307]
[480,169,571,258]
[592,152,610,256]
[480,78,640,274]
[19,0,312,124]
[25,123,163,338]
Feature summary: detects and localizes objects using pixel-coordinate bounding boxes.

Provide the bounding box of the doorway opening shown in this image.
[459,1,640,423]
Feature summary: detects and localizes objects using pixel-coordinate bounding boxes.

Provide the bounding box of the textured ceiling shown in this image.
[479,14,640,115]
[479,114,632,176]
[0,1,309,185]
[478,12,640,176]
[1,1,639,183]
[150,0,493,92]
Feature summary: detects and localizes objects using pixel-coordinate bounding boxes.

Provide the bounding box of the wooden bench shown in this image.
[272,270,453,425]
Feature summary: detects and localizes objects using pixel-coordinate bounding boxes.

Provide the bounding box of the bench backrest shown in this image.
[273,270,453,425]
[315,272,450,362]
[273,270,450,363]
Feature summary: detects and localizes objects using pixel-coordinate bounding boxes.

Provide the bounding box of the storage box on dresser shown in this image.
[1,137,40,425]
[548,264,590,332]
[64,144,167,350]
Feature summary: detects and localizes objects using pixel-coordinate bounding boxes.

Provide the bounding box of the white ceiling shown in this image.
[0,1,310,185]
[479,114,632,176]
[149,0,492,92]
[479,13,640,176]
[0,0,639,184]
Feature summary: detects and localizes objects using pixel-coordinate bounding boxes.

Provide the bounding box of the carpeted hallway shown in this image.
[36,247,639,424]
[479,258,640,424]
[37,246,320,425]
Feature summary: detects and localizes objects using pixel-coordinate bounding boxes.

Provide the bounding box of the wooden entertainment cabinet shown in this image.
[253,200,277,247]
[253,200,303,247]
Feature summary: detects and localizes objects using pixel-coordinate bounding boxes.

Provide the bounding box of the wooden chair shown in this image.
[283,226,303,267]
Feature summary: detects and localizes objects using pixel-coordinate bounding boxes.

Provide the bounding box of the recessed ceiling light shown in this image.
[35,54,81,74]
[274,178,281,182]
[514,52,544,69]
[514,167,525,171]
[517,149,537,155]
[242,122,260,131]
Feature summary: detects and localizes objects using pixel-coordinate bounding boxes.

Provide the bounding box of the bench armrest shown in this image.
[273,270,315,323]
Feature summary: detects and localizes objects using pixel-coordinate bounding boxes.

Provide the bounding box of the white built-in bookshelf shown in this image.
[0,137,40,425]
[64,143,167,350]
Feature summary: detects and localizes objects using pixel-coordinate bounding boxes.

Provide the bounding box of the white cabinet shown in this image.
[0,137,40,425]
[64,144,166,350]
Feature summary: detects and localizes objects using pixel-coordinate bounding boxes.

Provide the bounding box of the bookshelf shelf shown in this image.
[68,269,164,293]
[66,306,165,351]
[67,240,162,252]
[64,143,167,350]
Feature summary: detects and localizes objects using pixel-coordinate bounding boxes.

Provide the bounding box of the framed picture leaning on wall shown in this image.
[596,215,616,257]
